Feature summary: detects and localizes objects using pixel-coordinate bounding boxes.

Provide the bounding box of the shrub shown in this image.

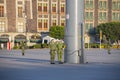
[85,43,108,48]
[90,43,99,48]
[29,46,34,49]
[33,44,42,49]
[28,43,49,49]
[41,43,49,48]
[13,46,20,49]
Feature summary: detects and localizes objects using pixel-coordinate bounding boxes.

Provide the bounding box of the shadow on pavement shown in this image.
[0,56,50,63]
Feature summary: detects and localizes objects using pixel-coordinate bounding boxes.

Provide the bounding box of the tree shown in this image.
[96,22,120,42]
[49,26,64,39]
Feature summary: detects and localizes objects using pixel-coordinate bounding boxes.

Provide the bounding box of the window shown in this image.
[38,3,42,12]
[18,7,23,17]
[85,11,93,20]
[17,22,24,32]
[85,23,94,33]
[61,4,65,13]
[98,12,107,20]
[90,0,93,9]
[44,20,48,29]
[85,23,89,32]
[112,1,120,10]
[61,20,65,26]
[85,0,89,9]
[38,19,48,30]
[112,12,116,20]
[17,1,23,18]
[52,20,56,26]
[52,4,56,13]
[99,1,107,10]
[103,1,107,9]
[0,21,5,32]
[38,19,42,29]
[90,12,93,20]
[89,23,94,32]
[0,5,4,17]
[43,3,48,12]
[112,12,120,21]
[85,0,94,9]
[112,1,116,10]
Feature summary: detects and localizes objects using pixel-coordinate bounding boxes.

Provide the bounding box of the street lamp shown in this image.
[23,0,28,45]
[100,30,102,49]
[24,15,27,43]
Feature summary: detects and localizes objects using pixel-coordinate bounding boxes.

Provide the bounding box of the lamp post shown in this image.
[100,30,102,49]
[25,15,27,43]
[23,0,28,46]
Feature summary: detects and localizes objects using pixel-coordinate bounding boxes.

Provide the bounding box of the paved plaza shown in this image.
[0,49,120,80]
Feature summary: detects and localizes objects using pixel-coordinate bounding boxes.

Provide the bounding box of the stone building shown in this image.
[0,0,65,49]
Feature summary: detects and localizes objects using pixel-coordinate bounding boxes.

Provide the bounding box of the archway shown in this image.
[14,34,26,47]
[0,34,9,49]
[30,34,41,43]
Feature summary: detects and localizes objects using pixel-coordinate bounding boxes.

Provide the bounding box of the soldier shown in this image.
[107,39,111,54]
[49,39,57,64]
[56,40,64,64]
[20,41,25,56]
[103,35,111,54]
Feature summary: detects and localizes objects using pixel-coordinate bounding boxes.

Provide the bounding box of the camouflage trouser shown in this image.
[50,50,56,63]
[57,49,63,62]
[107,46,111,54]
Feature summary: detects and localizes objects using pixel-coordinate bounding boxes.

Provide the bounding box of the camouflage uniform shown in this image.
[107,39,111,54]
[20,41,25,56]
[56,40,64,64]
[107,45,111,54]
[49,39,56,64]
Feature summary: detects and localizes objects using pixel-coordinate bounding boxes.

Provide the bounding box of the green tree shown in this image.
[96,22,120,42]
[49,26,64,39]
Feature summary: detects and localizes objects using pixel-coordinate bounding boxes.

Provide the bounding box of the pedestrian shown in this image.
[56,40,64,64]
[20,41,25,56]
[49,39,57,64]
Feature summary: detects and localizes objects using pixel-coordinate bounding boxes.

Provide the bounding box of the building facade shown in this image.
[0,0,120,49]
[0,0,65,49]
[84,0,120,42]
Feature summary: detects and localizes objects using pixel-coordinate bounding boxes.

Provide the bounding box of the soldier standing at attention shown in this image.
[49,39,56,64]
[56,40,64,64]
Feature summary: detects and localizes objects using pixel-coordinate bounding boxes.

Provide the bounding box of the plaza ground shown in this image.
[0,49,120,80]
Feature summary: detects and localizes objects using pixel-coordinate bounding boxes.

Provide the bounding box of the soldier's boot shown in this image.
[50,54,55,64]
[108,50,111,54]
[51,62,55,64]
[108,48,111,54]
[58,58,63,64]
[59,61,63,64]
[50,60,55,64]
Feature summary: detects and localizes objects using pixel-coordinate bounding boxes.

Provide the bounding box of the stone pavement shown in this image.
[0,49,120,80]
